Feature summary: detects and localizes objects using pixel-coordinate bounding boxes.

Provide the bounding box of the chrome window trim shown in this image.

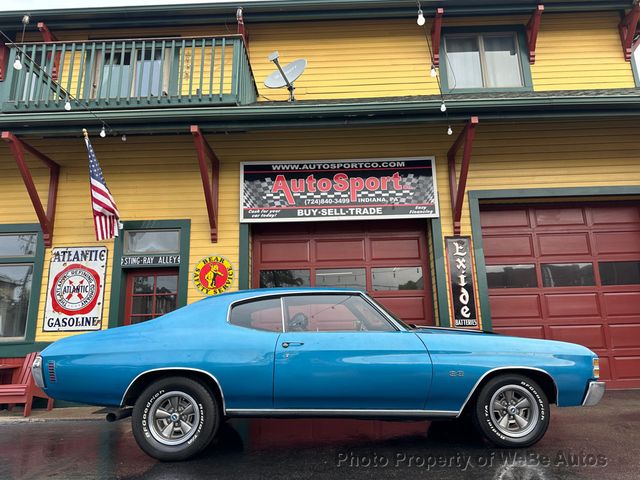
[120,367,226,413]
[225,408,458,418]
[455,366,559,416]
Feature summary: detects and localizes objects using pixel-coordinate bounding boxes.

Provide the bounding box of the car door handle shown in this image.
[282,341,304,348]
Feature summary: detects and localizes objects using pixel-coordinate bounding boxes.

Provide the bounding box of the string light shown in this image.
[121,134,127,142]
[99,125,107,138]
[13,15,29,71]
[64,99,72,111]
[447,125,453,136]
[430,65,437,77]
[440,102,447,112]
[417,9,426,26]
[13,54,22,70]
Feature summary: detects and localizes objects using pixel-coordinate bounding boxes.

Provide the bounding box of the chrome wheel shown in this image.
[148,391,200,446]
[488,385,539,438]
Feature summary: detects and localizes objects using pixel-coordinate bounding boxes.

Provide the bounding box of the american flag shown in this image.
[85,136,121,241]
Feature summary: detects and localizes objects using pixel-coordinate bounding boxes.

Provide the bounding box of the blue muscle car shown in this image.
[32,288,604,461]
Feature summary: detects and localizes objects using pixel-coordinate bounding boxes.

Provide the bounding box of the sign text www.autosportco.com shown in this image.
[240,158,439,222]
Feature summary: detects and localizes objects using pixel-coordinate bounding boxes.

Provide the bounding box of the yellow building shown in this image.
[0,0,639,389]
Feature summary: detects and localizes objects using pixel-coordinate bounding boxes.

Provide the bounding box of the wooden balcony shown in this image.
[1,35,257,112]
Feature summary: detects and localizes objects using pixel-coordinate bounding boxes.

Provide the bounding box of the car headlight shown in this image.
[592,357,600,379]
[31,355,45,388]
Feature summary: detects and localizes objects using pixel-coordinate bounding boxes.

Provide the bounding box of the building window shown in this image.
[0,229,43,343]
[441,30,531,92]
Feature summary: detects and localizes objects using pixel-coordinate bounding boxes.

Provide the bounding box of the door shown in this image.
[274,293,432,411]
[253,220,434,326]
[124,268,179,325]
[480,203,640,388]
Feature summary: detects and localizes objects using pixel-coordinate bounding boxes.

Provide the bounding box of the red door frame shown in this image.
[124,267,179,326]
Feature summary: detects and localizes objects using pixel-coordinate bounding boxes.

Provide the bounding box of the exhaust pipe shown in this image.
[105,407,133,422]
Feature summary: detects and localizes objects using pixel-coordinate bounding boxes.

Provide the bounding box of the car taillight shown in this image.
[48,360,56,383]
[593,358,600,379]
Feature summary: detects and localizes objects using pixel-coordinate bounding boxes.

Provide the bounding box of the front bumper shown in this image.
[582,381,606,406]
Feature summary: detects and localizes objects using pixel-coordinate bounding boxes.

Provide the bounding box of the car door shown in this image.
[274,293,432,411]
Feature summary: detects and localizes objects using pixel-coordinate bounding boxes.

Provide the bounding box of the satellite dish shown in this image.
[263,52,307,101]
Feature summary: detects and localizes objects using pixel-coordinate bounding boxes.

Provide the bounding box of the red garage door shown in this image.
[252,220,434,326]
[480,204,640,388]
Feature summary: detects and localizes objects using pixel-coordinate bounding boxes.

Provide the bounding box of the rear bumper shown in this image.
[582,381,606,406]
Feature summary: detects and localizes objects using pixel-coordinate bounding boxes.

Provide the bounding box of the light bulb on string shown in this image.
[64,99,71,111]
[121,134,127,142]
[447,125,453,136]
[100,125,107,138]
[440,102,447,112]
[13,55,22,71]
[430,65,437,78]
[417,9,426,26]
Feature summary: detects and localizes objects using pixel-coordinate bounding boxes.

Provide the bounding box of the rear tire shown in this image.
[132,377,219,461]
[473,374,549,448]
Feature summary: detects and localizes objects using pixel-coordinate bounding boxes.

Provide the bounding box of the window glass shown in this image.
[283,294,395,332]
[98,51,133,98]
[0,234,37,257]
[230,298,282,332]
[541,263,595,287]
[483,34,522,87]
[487,264,537,288]
[372,267,424,291]
[260,270,310,288]
[0,265,33,339]
[124,230,179,255]
[599,261,640,286]
[135,49,164,97]
[445,35,483,89]
[315,268,366,289]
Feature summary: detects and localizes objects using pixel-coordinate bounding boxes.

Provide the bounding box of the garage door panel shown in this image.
[609,324,640,349]
[534,207,586,226]
[537,233,590,256]
[480,209,529,228]
[374,296,426,324]
[494,325,545,339]
[612,356,640,380]
[489,294,542,319]
[603,292,640,316]
[315,239,365,262]
[370,238,421,261]
[547,325,606,349]
[483,235,534,258]
[597,357,612,381]
[261,241,310,263]
[593,231,640,255]
[545,293,601,318]
[591,206,640,225]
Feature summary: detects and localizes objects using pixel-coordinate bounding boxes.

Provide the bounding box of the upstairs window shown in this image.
[442,30,531,92]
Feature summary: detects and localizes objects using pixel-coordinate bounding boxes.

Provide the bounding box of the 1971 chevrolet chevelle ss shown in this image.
[32,288,604,461]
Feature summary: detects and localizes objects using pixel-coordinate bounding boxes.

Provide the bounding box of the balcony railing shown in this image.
[1,35,257,112]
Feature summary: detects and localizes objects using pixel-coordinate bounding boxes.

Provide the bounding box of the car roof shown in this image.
[202,287,364,303]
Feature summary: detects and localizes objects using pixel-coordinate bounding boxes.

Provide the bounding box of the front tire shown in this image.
[473,374,549,447]
[132,377,219,461]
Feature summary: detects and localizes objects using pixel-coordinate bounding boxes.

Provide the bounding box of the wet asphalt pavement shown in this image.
[1,390,638,480]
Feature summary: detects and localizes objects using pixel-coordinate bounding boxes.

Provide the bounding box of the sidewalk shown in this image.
[0,406,107,424]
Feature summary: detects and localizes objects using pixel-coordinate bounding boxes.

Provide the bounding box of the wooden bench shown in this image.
[0,352,54,417]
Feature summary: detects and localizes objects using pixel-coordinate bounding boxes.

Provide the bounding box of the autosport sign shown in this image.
[43,247,107,332]
[240,157,439,222]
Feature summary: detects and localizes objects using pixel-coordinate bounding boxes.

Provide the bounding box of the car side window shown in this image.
[229,298,283,332]
[283,294,396,332]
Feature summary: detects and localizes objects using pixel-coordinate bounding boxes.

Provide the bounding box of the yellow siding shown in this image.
[22,11,635,101]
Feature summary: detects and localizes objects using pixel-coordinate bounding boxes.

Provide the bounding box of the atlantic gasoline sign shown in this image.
[193,255,234,295]
[240,157,439,222]
[43,247,107,332]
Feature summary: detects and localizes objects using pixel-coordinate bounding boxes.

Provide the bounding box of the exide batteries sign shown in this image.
[240,157,439,222]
